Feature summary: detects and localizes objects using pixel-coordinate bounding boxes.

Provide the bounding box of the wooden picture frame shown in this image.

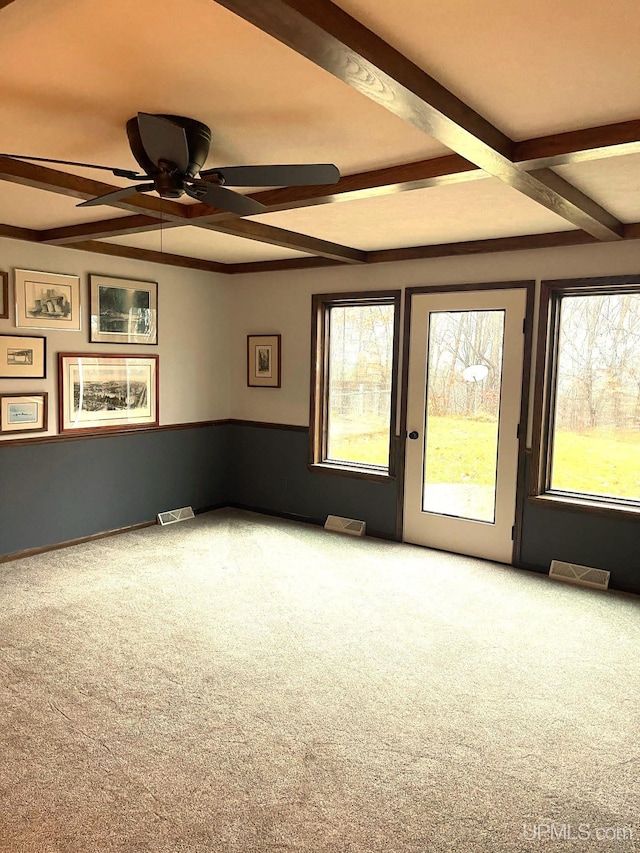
[247,334,281,388]
[0,393,48,434]
[58,353,159,434]
[90,274,158,345]
[0,334,46,378]
[15,269,81,332]
[0,271,8,320]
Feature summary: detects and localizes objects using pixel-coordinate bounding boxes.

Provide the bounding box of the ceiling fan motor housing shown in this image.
[126,114,212,182]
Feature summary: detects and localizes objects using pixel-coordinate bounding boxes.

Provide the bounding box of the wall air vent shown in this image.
[157,506,195,526]
[324,515,366,537]
[549,559,610,591]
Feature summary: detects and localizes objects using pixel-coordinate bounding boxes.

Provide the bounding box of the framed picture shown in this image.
[0,393,48,434]
[90,275,158,345]
[0,271,8,319]
[0,334,46,378]
[247,334,281,387]
[58,353,159,434]
[15,269,81,331]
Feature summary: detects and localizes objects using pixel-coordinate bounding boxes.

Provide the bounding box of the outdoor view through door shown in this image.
[423,309,505,523]
[404,287,528,564]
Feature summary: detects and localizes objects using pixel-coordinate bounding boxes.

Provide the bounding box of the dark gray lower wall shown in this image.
[2,421,639,596]
[520,498,640,595]
[227,424,400,539]
[0,424,231,557]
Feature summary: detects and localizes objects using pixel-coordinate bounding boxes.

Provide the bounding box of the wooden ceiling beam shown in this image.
[201,219,367,263]
[0,157,361,262]
[515,119,640,169]
[0,156,188,218]
[0,1,19,8]
[39,215,170,245]
[0,222,40,242]
[5,115,638,255]
[69,241,230,274]
[187,154,483,223]
[229,230,601,273]
[213,0,623,241]
[30,115,640,243]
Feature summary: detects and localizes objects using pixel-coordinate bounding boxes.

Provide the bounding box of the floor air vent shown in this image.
[549,559,610,590]
[324,515,366,537]
[157,506,195,526]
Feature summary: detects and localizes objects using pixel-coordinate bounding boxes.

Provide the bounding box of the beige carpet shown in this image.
[1,509,638,852]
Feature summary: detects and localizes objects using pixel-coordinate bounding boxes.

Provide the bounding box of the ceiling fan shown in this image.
[1,113,341,216]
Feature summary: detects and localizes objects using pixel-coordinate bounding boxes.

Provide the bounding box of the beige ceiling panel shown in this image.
[336,0,640,140]
[0,182,133,229]
[102,227,312,263]
[253,179,577,250]
[554,156,640,224]
[0,0,446,184]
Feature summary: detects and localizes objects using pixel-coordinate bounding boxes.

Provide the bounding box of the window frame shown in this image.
[309,290,402,481]
[531,274,640,518]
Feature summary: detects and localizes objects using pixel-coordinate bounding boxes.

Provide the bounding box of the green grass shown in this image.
[330,416,640,500]
[552,429,640,499]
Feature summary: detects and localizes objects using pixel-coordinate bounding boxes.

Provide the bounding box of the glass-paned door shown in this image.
[404,289,526,563]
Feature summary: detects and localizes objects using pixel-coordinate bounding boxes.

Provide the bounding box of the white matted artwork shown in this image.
[247,334,281,387]
[58,353,159,434]
[15,269,82,332]
[0,393,48,434]
[0,334,46,378]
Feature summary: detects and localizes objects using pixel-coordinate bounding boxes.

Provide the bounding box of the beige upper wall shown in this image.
[0,238,231,440]
[5,236,640,445]
[228,240,640,435]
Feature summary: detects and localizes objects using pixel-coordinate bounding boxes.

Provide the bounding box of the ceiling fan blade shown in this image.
[0,153,143,180]
[137,113,190,173]
[185,181,266,216]
[200,163,340,187]
[76,183,154,208]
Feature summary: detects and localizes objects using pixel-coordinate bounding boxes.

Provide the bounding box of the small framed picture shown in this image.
[59,353,159,434]
[0,334,46,378]
[0,271,8,319]
[90,275,158,345]
[0,393,48,434]
[15,269,81,332]
[247,334,281,388]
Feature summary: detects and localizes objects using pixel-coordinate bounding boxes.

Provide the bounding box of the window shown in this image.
[532,276,640,514]
[310,291,401,478]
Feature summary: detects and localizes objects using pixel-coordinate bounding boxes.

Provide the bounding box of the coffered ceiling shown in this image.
[1,0,640,274]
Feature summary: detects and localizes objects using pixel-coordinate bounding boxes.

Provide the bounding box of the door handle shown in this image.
[408,430,419,440]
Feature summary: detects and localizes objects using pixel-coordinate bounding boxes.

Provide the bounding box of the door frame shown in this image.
[396,280,536,564]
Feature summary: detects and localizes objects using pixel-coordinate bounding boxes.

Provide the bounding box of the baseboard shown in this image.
[0,520,156,564]
[226,503,325,527]
[225,503,400,542]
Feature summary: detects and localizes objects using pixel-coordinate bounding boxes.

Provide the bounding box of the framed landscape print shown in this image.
[0,393,48,435]
[58,353,159,434]
[90,275,158,345]
[0,271,8,319]
[15,269,81,332]
[247,334,281,388]
[0,334,46,378]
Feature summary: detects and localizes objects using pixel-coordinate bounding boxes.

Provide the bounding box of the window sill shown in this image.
[308,461,394,483]
[528,492,640,521]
